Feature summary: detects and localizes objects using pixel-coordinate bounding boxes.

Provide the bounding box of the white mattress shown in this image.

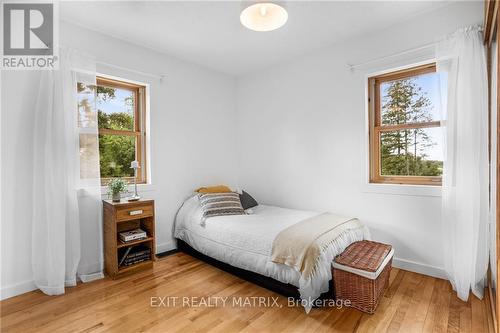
[174,195,369,312]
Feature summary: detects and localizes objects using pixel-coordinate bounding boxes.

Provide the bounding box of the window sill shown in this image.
[100,183,156,197]
[363,183,441,197]
[77,183,156,198]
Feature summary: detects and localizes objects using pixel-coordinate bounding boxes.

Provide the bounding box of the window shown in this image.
[78,77,147,185]
[368,63,444,186]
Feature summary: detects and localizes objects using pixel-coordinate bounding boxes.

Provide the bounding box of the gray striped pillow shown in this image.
[198,192,245,220]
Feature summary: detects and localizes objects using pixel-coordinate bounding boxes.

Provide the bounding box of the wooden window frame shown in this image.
[368,63,442,186]
[485,2,499,331]
[97,77,147,185]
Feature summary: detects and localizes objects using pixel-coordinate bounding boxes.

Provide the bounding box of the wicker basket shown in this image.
[333,241,393,314]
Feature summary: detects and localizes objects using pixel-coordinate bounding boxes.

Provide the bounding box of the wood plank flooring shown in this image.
[0,252,494,333]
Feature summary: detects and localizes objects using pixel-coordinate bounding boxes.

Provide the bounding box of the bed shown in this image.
[174,195,369,312]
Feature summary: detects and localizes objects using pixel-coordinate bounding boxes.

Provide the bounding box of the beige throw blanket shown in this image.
[271,213,363,278]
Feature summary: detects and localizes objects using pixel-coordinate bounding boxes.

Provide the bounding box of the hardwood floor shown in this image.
[0,252,494,333]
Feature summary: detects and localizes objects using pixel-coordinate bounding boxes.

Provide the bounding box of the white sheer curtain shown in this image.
[436,26,489,301]
[32,47,103,295]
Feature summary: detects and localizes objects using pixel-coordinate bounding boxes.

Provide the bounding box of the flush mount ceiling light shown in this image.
[240,2,288,32]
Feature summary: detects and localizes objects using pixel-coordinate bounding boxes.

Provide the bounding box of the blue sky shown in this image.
[414,72,444,161]
[97,87,134,115]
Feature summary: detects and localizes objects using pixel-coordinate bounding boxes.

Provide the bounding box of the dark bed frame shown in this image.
[176,239,334,300]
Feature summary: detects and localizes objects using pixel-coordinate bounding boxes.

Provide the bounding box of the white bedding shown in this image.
[174,195,369,312]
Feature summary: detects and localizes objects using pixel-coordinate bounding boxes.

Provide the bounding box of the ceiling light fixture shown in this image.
[240,2,288,32]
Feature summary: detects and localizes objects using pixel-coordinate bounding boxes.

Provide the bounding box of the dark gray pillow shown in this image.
[239,190,258,210]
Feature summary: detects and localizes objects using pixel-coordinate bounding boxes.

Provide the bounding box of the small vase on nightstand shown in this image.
[112,193,121,202]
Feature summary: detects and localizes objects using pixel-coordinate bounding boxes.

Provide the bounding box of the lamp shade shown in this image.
[240,3,288,32]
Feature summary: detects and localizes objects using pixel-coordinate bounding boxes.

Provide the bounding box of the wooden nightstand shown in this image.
[103,199,156,279]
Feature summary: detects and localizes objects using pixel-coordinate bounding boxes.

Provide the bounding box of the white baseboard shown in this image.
[156,240,176,254]
[1,279,37,301]
[392,257,447,280]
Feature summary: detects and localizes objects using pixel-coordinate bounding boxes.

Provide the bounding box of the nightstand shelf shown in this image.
[117,236,154,248]
[103,199,156,279]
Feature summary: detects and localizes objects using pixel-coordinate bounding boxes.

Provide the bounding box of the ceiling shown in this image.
[61,1,452,76]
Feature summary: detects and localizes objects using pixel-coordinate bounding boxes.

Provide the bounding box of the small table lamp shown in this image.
[128,160,141,201]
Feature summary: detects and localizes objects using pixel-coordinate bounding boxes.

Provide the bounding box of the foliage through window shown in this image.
[78,77,147,185]
[368,63,444,185]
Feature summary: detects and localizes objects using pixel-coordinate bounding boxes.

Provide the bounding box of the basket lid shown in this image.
[334,241,392,272]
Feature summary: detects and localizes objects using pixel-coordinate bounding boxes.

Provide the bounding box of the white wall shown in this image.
[1,22,238,299]
[235,1,483,278]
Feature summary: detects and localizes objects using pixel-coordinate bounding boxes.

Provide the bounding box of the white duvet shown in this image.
[174,195,369,312]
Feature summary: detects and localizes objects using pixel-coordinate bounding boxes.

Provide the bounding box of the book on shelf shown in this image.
[119,245,151,267]
[119,228,147,243]
[123,254,151,266]
[126,249,150,259]
[122,257,149,266]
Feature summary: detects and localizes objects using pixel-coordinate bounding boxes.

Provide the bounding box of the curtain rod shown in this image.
[347,42,436,71]
[96,61,165,82]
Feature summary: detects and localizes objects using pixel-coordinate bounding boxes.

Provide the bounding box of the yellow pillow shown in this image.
[196,185,232,194]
